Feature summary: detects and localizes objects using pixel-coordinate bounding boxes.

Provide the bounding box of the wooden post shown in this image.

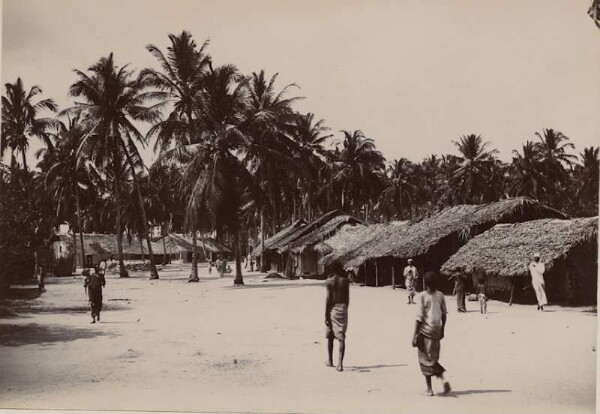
[375,260,379,287]
[509,278,515,306]
[392,264,395,290]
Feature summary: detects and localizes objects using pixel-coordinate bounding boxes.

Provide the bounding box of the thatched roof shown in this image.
[319,221,408,264]
[268,210,343,253]
[289,215,363,253]
[337,197,567,270]
[251,219,307,257]
[166,234,232,254]
[441,217,598,278]
[58,233,164,257]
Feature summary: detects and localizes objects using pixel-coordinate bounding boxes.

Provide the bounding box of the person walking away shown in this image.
[83,266,106,323]
[477,274,487,314]
[529,253,548,311]
[325,261,350,372]
[412,271,451,396]
[452,268,467,312]
[403,259,418,304]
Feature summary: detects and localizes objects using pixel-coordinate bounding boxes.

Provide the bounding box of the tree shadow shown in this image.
[224,281,325,290]
[11,303,130,315]
[440,389,511,398]
[346,364,407,373]
[0,323,117,346]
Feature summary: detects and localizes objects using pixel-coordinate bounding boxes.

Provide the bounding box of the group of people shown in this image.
[324,252,550,396]
[325,261,451,395]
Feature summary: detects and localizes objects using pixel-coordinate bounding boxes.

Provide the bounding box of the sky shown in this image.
[2,0,600,169]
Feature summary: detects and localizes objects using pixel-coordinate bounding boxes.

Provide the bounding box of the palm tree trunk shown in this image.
[76,185,86,269]
[21,150,28,172]
[189,230,199,282]
[233,229,244,285]
[113,158,128,278]
[162,227,168,265]
[121,142,159,279]
[71,227,77,274]
[138,234,145,261]
[260,207,267,272]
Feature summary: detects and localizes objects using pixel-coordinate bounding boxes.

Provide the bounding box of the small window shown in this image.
[59,246,62,252]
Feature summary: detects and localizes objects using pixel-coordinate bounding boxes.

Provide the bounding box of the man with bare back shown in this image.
[325,261,350,372]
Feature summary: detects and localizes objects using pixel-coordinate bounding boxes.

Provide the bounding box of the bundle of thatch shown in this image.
[441,217,597,278]
[251,219,307,257]
[338,197,567,270]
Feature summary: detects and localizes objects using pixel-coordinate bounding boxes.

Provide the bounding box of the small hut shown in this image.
[167,234,232,263]
[51,233,169,272]
[441,217,598,305]
[285,214,363,278]
[332,197,567,290]
[252,219,307,271]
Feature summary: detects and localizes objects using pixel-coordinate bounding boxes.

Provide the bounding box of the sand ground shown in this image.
[0,263,596,414]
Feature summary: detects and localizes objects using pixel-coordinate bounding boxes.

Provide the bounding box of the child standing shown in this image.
[477,275,487,314]
[412,271,451,396]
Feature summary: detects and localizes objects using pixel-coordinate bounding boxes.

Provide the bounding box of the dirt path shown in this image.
[0,264,596,413]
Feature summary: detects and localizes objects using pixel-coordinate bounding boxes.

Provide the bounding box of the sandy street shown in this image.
[0,263,596,414]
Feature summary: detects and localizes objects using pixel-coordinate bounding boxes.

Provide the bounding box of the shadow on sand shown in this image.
[0,323,117,346]
[346,364,407,373]
[8,303,130,315]
[440,389,511,398]
[223,281,325,290]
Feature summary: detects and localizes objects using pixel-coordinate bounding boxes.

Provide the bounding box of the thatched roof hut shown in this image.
[167,234,232,255]
[57,233,164,257]
[441,217,597,277]
[319,221,408,265]
[338,197,567,271]
[287,214,363,254]
[440,217,597,304]
[251,219,307,257]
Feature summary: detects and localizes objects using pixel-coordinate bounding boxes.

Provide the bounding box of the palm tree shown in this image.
[142,31,212,281]
[66,53,162,278]
[574,146,599,216]
[169,63,253,285]
[292,112,332,220]
[379,158,419,220]
[2,78,57,171]
[43,116,94,269]
[242,70,302,271]
[451,134,498,204]
[330,130,385,220]
[533,128,576,208]
[589,0,600,29]
[508,141,550,200]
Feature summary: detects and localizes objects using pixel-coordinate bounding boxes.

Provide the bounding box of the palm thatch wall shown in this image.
[441,217,598,304]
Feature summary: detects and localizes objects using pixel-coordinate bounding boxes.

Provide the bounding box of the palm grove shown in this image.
[1,31,598,287]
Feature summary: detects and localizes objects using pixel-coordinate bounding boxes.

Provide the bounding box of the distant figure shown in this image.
[403,259,418,304]
[36,266,45,292]
[529,253,547,311]
[412,271,451,396]
[84,266,106,323]
[477,274,487,314]
[452,268,467,313]
[325,261,350,372]
[250,256,255,272]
